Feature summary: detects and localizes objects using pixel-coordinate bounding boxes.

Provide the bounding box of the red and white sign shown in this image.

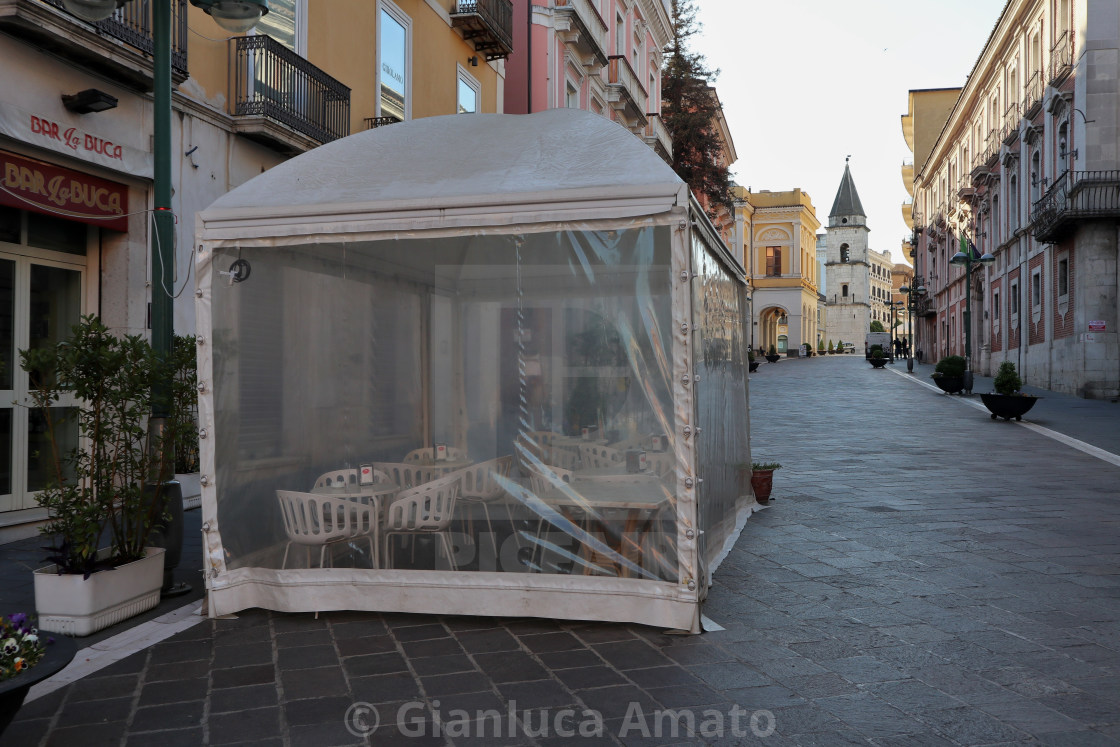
[0,101,152,179]
[1088,320,1107,332]
[1,150,129,231]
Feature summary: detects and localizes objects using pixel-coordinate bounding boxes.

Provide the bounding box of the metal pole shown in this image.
[963,256,973,395]
[151,0,173,425]
[906,292,914,373]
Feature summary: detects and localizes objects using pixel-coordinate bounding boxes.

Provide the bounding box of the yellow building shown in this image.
[731,187,822,355]
[0,0,509,531]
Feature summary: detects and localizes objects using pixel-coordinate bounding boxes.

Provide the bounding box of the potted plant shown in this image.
[765,344,781,363]
[980,361,1041,420]
[748,349,759,373]
[827,340,834,354]
[836,339,845,354]
[0,613,77,737]
[868,347,888,368]
[21,315,175,636]
[931,355,967,394]
[749,462,781,504]
[817,339,825,355]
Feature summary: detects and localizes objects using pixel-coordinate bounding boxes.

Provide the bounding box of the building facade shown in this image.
[504,0,672,159]
[731,186,821,355]
[905,0,1119,398]
[0,0,509,531]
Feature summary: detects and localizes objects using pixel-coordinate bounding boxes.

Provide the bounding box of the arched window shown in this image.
[1057,120,1070,171]
[840,243,849,263]
[992,194,1000,245]
[1030,151,1041,201]
[842,284,849,298]
[1009,175,1018,229]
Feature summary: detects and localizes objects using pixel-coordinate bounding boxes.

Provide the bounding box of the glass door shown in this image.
[0,252,87,513]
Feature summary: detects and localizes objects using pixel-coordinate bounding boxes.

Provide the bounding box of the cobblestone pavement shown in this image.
[6,354,1120,746]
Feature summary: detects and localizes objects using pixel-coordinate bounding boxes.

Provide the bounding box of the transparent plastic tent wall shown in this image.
[196,215,751,632]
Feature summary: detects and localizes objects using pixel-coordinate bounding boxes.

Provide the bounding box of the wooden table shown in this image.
[310,483,399,568]
[537,473,670,579]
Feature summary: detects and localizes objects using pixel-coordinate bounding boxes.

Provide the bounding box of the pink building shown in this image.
[504,0,673,163]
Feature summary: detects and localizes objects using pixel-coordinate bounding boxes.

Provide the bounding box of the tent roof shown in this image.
[829,162,866,219]
[205,109,685,215]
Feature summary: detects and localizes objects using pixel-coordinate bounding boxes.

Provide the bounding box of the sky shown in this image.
[694,0,1009,264]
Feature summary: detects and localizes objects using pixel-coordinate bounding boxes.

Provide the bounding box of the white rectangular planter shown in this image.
[34,546,165,636]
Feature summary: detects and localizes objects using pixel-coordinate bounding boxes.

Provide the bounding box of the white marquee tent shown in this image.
[194,109,752,632]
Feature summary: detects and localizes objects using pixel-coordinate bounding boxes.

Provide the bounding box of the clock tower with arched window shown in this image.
[825,160,873,348]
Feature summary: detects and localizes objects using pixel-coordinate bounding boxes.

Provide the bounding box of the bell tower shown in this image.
[825,158,872,347]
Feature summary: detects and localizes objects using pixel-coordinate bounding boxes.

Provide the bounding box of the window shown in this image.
[379,2,409,121]
[1058,257,1068,297]
[840,243,849,263]
[1032,270,1041,308]
[993,290,1000,321]
[1008,176,1018,229]
[565,80,578,108]
[457,66,480,113]
[616,13,624,56]
[765,246,781,276]
[992,195,1000,245]
[256,0,302,52]
[842,284,849,298]
[1011,282,1019,315]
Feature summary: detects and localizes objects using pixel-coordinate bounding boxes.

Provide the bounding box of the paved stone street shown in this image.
[6,354,1120,746]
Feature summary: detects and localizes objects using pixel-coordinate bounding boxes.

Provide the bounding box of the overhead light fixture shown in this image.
[189,0,270,33]
[62,0,126,22]
[61,88,119,114]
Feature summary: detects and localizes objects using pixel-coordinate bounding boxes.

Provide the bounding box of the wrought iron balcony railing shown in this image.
[451,0,514,61]
[985,129,1000,165]
[1024,70,1044,115]
[1049,30,1073,84]
[233,35,350,147]
[607,54,648,125]
[9,0,190,88]
[1031,170,1120,242]
[1002,103,1020,143]
[364,116,401,129]
[554,0,608,66]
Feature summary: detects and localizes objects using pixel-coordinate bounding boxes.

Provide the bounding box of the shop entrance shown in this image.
[0,207,93,514]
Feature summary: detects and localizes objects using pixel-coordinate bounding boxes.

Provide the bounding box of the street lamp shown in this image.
[899,280,927,373]
[948,233,995,394]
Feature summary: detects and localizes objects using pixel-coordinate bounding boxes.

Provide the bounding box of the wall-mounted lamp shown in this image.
[61,88,118,113]
[468,55,478,67]
[1059,143,1077,160]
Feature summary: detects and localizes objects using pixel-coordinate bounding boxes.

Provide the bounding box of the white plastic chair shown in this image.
[276,490,377,569]
[402,447,469,465]
[373,462,443,489]
[577,443,624,469]
[383,471,462,569]
[313,467,391,490]
[457,456,513,553]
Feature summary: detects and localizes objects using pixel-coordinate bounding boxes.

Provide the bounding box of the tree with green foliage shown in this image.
[661,0,734,220]
[870,320,885,332]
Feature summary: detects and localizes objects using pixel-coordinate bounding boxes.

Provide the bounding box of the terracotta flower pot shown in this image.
[750,469,775,503]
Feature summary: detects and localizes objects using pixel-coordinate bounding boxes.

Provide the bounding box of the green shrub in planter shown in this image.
[934,355,967,377]
[993,361,1022,395]
[20,315,180,576]
[871,347,884,359]
[768,344,777,356]
[827,340,834,353]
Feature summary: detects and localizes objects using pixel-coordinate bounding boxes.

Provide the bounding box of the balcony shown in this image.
[232,35,350,154]
[0,0,188,90]
[450,0,513,61]
[984,129,1000,165]
[642,112,672,163]
[364,116,400,129]
[1001,103,1020,143]
[1049,30,1073,85]
[554,0,608,67]
[1031,170,1120,242]
[606,54,647,127]
[1024,70,1043,117]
